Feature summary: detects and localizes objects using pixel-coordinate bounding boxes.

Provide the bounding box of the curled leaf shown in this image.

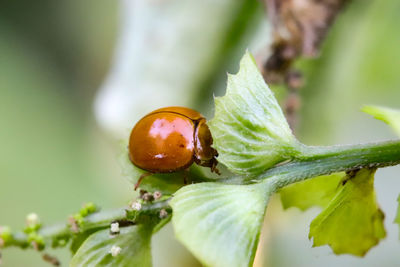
[362,105,400,239]
[309,168,386,256]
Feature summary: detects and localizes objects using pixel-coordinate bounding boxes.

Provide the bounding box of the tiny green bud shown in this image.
[57,238,67,247]
[25,213,41,232]
[79,203,97,217]
[27,232,45,251]
[0,226,12,246]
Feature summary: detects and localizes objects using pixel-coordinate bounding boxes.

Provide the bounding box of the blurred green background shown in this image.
[1,0,399,266]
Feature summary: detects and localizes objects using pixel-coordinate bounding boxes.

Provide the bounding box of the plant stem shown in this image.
[2,200,170,250]
[2,140,400,252]
[258,139,400,191]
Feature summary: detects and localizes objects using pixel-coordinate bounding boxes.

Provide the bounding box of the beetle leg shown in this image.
[183,168,190,185]
[134,172,153,191]
[195,157,221,175]
[211,161,221,175]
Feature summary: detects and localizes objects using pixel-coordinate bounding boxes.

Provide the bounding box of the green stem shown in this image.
[2,140,400,252]
[259,139,400,191]
[80,208,127,232]
[2,201,170,250]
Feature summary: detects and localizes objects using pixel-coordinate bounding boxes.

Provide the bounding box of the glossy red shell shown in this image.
[129,107,217,173]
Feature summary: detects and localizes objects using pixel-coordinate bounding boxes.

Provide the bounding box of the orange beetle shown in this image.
[129,107,219,189]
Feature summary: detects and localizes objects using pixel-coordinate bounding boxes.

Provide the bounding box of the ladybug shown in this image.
[129,106,219,189]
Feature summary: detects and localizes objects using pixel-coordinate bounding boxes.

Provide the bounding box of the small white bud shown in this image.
[142,193,154,202]
[110,245,122,257]
[159,209,168,219]
[26,213,40,226]
[110,222,120,234]
[153,191,162,200]
[131,202,142,211]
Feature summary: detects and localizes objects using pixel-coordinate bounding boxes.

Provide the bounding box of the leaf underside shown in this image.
[171,181,271,267]
[363,105,400,239]
[279,173,344,211]
[309,169,386,256]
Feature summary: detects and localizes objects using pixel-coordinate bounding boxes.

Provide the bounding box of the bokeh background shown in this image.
[1,0,399,266]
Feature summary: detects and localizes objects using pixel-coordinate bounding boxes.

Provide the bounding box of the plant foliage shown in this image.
[208,52,302,175]
[171,181,271,267]
[70,225,153,267]
[2,53,400,267]
[309,169,386,256]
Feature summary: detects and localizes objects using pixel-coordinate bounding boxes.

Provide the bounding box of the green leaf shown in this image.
[70,225,153,267]
[70,228,103,254]
[209,52,302,175]
[119,141,213,194]
[279,173,344,211]
[363,106,400,239]
[309,168,386,256]
[362,105,400,136]
[170,181,271,267]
